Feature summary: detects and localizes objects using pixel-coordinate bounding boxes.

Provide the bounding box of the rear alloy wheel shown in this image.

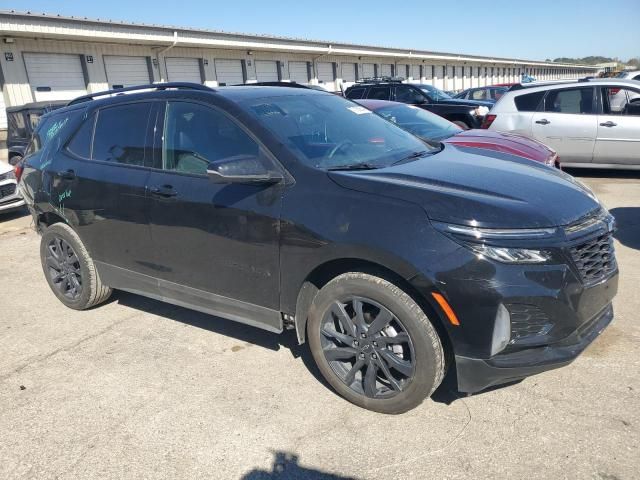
[40,223,112,310]
[308,273,444,414]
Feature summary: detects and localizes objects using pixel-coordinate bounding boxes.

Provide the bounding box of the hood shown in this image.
[444,129,556,164]
[435,98,494,108]
[328,145,600,229]
[0,161,14,176]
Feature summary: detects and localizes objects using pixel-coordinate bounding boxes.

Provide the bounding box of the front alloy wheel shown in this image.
[321,296,415,399]
[45,236,83,300]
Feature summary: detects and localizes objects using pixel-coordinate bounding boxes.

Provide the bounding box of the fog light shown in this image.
[491,304,511,356]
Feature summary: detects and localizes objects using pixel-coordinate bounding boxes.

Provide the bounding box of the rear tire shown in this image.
[308,272,444,414]
[40,223,112,310]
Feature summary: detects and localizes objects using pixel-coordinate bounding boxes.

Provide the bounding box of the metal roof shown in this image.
[0,9,597,69]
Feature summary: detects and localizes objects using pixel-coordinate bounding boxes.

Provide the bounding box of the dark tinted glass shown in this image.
[25,112,75,164]
[544,88,593,114]
[163,102,259,175]
[92,103,152,166]
[395,86,425,103]
[601,87,640,116]
[514,91,545,111]
[7,112,27,139]
[66,115,94,159]
[346,87,366,99]
[368,86,391,100]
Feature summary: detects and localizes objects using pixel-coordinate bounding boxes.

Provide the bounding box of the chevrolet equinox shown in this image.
[20,83,618,414]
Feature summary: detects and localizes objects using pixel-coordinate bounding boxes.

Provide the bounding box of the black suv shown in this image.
[20,83,618,414]
[344,79,493,129]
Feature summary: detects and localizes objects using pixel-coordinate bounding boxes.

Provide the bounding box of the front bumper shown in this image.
[0,180,25,213]
[455,302,614,393]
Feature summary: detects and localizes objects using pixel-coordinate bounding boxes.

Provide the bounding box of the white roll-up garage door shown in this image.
[396,64,409,80]
[255,61,279,82]
[0,94,6,130]
[362,63,375,78]
[411,65,421,82]
[380,64,393,77]
[24,53,86,102]
[316,62,334,83]
[165,57,202,83]
[289,61,309,83]
[341,63,356,82]
[215,59,244,85]
[104,56,151,89]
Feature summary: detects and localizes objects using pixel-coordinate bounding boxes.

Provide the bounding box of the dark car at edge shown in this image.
[19,83,618,414]
[344,79,493,129]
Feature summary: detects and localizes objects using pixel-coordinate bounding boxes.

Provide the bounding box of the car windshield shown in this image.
[241,93,437,169]
[415,84,452,101]
[375,104,462,141]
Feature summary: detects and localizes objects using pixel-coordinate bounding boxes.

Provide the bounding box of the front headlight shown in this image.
[433,221,556,264]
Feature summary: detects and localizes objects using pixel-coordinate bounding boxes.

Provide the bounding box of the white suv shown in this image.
[483,79,640,169]
[0,161,25,214]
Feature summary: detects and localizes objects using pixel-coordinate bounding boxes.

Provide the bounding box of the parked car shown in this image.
[0,160,25,214]
[454,86,509,103]
[357,99,558,167]
[344,79,492,130]
[615,70,640,81]
[20,83,618,414]
[484,79,640,169]
[6,101,67,165]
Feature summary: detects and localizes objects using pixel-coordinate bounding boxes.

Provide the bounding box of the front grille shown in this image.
[568,233,616,285]
[0,183,17,199]
[508,304,553,344]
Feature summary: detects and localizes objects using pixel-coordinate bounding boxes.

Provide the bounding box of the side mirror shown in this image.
[207,154,283,185]
[414,97,427,105]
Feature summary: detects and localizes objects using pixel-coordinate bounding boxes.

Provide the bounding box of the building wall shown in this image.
[0,32,596,130]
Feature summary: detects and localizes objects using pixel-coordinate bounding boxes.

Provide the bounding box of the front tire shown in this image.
[40,223,112,310]
[308,273,445,414]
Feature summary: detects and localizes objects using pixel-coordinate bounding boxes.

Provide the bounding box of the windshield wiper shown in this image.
[327,162,379,171]
[390,150,432,166]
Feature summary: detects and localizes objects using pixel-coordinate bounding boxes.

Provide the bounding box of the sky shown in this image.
[2,0,638,61]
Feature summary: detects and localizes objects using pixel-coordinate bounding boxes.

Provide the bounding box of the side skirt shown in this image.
[95,261,283,334]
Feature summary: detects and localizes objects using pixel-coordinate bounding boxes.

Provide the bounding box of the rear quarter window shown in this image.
[346,87,366,99]
[514,91,545,111]
[25,110,79,168]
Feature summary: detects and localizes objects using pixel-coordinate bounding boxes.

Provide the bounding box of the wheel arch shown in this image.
[292,257,454,363]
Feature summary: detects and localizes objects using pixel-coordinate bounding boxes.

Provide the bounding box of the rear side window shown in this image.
[368,86,391,100]
[514,91,545,111]
[395,85,425,103]
[92,103,152,166]
[66,114,95,159]
[25,113,74,160]
[544,88,594,114]
[346,87,366,100]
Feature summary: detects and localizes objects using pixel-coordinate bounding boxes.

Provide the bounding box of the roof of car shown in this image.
[6,100,67,113]
[508,78,640,95]
[214,85,329,100]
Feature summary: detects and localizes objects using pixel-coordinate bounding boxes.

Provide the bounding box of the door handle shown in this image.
[57,169,76,180]
[149,185,178,198]
[599,121,617,127]
[535,119,551,125]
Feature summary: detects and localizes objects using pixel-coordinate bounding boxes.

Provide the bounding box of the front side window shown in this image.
[544,87,594,114]
[241,93,437,170]
[163,102,259,175]
[395,86,425,104]
[368,86,391,100]
[92,103,153,166]
[471,89,488,101]
[601,87,640,116]
[416,84,451,101]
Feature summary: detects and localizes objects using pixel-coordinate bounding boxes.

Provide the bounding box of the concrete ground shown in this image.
[0,170,638,480]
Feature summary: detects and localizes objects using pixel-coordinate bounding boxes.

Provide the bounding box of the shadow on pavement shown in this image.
[241,451,358,480]
[0,205,29,222]
[114,292,334,392]
[563,168,640,179]
[609,207,640,250]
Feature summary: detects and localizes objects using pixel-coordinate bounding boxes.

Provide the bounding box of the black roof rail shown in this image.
[232,81,311,89]
[355,76,405,84]
[67,82,215,106]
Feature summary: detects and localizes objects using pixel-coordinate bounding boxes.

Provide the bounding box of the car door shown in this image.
[394,85,428,105]
[51,101,159,281]
[145,100,285,330]
[593,86,640,165]
[530,87,597,163]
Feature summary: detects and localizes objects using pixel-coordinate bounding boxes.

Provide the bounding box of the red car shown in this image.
[357,99,558,167]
